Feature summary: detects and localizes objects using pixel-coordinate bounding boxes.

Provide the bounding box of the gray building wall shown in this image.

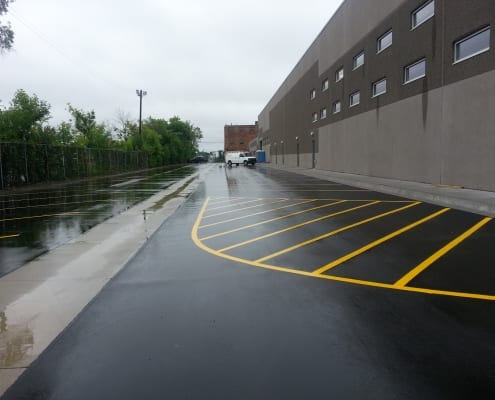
[257,0,495,191]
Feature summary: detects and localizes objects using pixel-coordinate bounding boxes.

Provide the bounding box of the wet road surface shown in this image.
[3,164,495,399]
[0,166,197,277]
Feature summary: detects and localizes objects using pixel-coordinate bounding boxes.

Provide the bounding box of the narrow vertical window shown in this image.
[320,108,327,119]
[335,67,344,82]
[412,0,434,29]
[454,26,491,63]
[349,91,360,107]
[322,78,329,91]
[353,51,365,70]
[310,88,316,100]
[377,30,393,53]
[372,78,387,97]
[404,58,426,83]
[333,100,341,114]
[312,112,318,122]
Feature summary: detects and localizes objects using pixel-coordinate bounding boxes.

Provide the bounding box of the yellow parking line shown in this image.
[1,193,110,204]
[201,200,346,241]
[0,211,97,222]
[395,216,492,287]
[191,201,495,301]
[203,199,288,218]
[0,233,20,239]
[313,207,450,275]
[0,199,113,211]
[199,199,317,229]
[262,189,369,192]
[206,198,267,211]
[255,202,421,263]
[207,197,244,206]
[218,201,379,253]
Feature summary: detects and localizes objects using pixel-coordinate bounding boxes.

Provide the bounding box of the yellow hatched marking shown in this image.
[206,198,267,211]
[207,197,245,206]
[0,234,20,239]
[218,201,378,253]
[255,202,421,263]
[203,199,287,218]
[199,199,317,229]
[192,199,495,301]
[314,208,450,275]
[201,200,346,241]
[395,217,492,287]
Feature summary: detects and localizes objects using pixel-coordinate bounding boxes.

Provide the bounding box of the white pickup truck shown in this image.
[225,151,257,167]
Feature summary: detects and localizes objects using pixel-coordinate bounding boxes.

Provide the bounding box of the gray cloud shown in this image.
[2,0,343,151]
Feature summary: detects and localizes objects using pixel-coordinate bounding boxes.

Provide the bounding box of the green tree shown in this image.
[0,0,14,51]
[0,89,51,141]
[67,104,111,148]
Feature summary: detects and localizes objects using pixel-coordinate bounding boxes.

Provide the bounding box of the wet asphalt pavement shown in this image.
[3,164,495,399]
[0,166,197,277]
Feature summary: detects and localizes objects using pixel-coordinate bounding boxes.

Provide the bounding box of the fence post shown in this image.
[24,142,29,184]
[0,143,4,190]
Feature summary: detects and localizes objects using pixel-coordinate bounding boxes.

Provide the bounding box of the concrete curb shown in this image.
[0,169,205,395]
[260,164,495,217]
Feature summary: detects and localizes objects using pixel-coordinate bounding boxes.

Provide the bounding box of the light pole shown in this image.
[136,89,147,135]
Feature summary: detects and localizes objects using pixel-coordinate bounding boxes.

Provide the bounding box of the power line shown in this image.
[7,9,132,94]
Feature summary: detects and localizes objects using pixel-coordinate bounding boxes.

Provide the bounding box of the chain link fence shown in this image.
[0,142,149,189]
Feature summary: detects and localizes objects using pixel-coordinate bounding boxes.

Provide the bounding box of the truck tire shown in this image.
[243,160,248,166]
[227,160,232,167]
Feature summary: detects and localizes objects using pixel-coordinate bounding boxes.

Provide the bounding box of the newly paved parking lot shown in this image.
[195,167,495,301]
[3,164,495,399]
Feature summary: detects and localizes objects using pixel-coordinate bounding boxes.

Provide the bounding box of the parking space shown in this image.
[193,182,495,301]
[0,166,197,277]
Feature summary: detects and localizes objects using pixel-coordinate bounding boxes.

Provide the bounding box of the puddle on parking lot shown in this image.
[0,165,197,277]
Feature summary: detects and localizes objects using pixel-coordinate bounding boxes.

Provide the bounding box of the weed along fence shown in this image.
[0,142,149,189]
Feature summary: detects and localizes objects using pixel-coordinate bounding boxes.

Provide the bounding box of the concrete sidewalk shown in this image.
[261,164,495,218]
[0,169,207,395]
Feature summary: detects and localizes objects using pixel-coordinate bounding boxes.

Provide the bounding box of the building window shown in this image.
[412,0,434,29]
[404,58,426,83]
[322,78,329,91]
[377,30,392,53]
[333,100,341,114]
[349,91,360,107]
[310,88,316,100]
[454,26,491,64]
[353,51,365,70]
[372,78,387,97]
[335,67,344,82]
[312,112,318,122]
[320,108,327,119]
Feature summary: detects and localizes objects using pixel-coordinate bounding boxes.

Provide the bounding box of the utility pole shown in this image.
[136,89,147,135]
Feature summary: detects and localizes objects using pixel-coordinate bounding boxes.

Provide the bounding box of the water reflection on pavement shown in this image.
[0,165,197,277]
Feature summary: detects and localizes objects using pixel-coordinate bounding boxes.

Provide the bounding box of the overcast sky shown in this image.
[2,0,344,151]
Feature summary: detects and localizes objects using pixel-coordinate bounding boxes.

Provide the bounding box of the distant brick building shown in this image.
[224,123,259,152]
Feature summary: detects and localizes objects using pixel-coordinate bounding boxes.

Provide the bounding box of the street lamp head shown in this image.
[143,91,148,96]
[136,90,140,95]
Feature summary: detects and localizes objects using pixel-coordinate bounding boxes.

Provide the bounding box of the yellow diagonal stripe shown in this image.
[395,217,492,287]
[0,233,20,239]
[314,207,450,275]
[218,201,379,253]
[255,202,420,263]
[199,199,317,230]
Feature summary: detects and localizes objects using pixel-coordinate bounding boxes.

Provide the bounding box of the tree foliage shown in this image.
[0,0,14,51]
[0,89,204,168]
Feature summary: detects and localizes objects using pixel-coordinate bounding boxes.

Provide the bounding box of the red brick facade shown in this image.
[224,123,259,152]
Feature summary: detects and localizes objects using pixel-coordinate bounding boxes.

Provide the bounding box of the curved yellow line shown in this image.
[191,198,495,301]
